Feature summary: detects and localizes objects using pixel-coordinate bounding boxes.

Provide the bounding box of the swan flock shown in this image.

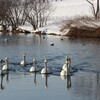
[0,54,72,76]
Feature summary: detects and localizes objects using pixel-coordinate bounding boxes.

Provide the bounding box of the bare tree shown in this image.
[0,0,28,30]
[26,0,53,30]
[86,0,99,19]
[0,0,54,31]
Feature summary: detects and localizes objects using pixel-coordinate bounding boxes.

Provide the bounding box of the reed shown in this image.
[61,16,100,38]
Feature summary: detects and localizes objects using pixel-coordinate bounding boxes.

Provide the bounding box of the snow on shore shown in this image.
[19,0,93,35]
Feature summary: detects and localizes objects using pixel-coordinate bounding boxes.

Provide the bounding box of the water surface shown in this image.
[0,33,100,100]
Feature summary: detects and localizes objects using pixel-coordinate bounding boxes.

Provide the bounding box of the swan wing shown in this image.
[62,64,66,70]
[62,64,68,71]
[41,68,46,74]
[30,66,36,72]
[20,61,25,66]
[2,65,7,70]
[41,68,51,74]
[60,70,66,76]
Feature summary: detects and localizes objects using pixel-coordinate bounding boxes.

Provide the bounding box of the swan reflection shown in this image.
[20,54,26,67]
[33,72,37,86]
[0,71,9,90]
[41,74,49,88]
[60,75,71,89]
[67,75,71,89]
[0,74,4,90]
[6,71,9,83]
[60,75,67,80]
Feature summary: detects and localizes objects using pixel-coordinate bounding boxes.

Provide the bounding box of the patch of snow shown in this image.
[19,23,33,32]
[40,0,94,35]
[19,0,95,35]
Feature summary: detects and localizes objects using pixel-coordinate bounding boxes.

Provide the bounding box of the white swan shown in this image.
[30,58,38,72]
[62,56,71,71]
[41,59,51,74]
[2,57,9,71]
[60,60,70,76]
[20,54,26,66]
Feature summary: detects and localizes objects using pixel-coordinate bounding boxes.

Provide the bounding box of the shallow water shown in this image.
[0,33,100,100]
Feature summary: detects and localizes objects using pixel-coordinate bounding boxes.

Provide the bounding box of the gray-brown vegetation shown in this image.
[61,17,100,38]
[61,0,100,38]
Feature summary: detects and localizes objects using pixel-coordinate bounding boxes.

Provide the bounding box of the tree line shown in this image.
[0,0,53,31]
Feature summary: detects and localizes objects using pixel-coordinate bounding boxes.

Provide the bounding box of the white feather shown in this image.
[41,68,51,74]
[20,61,25,66]
[2,65,7,71]
[62,64,68,71]
[30,66,36,72]
[41,59,51,74]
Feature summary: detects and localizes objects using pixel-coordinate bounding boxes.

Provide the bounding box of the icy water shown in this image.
[0,33,100,100]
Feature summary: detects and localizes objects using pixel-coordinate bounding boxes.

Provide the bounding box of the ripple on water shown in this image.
[0,35,100,75]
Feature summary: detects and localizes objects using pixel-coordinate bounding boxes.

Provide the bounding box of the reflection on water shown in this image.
[32,72,49,88]
[60,75,71,89]
[0,71,100,100]
[0,72,9,90]
[32,72,72,89]
[33,72,37,86]
[0,75,4,90]
[67,76,71,89]
[41,74,49,88]
[0,34,100,100]
[6,71,9,83]
[0,34,100,74]
[72,71,100,100]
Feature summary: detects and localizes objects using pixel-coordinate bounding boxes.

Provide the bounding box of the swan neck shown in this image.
[44,62,47,68]
[66,62,69,68]
[66,62,70,75]
[5,60,8,68]
[44,62,47,72]
[23,56,26,64]
[34,62,36,68]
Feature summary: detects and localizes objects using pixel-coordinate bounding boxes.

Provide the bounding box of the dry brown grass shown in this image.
[61,16,100,38]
